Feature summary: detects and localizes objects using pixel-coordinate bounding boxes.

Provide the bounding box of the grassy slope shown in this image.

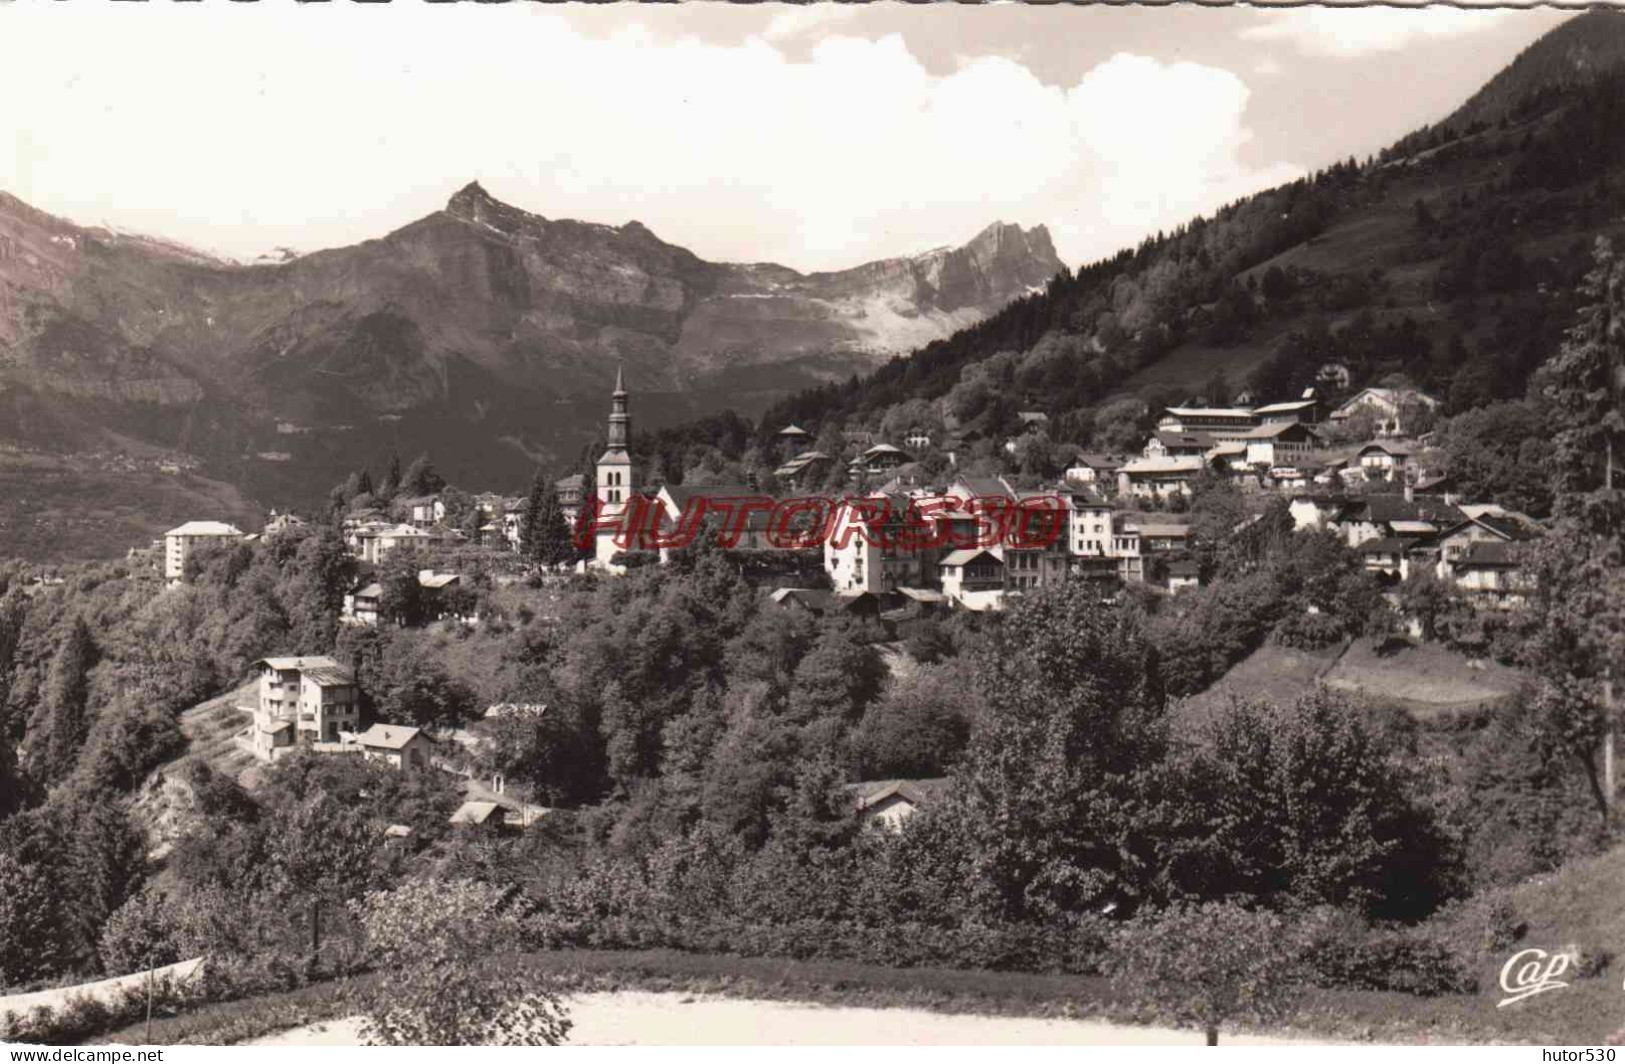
[1179,636,1524,725]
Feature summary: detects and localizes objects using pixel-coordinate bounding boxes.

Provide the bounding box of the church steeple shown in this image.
[596,364,634,514]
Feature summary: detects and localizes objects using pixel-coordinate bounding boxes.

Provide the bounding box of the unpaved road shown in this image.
[250,990,1345,1046]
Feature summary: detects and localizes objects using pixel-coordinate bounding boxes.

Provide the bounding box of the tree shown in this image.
[61,800,149,964]
[520,469,575,569]
[350,879,571,1046]
[1512,491,1625,823]
[40,616,96,779]
[378,454,403,500]
[377,551,427,627]
[400,454,446,498]
[0,851,68,985]
[1541,235,1625,493]
[946,582,1168,920]
[1109,902,1304,1046]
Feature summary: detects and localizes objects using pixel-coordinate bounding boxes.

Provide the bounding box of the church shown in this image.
[590,365,638,569]
[583,368,780,569]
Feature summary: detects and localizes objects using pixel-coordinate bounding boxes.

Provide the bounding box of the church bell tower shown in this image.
[595,364,635,518]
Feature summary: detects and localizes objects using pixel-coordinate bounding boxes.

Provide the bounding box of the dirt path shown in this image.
[250,990,1343,1046]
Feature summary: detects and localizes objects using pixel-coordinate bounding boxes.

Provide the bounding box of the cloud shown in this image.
[0,4,1300,272]
[761,4,861,42]
[1241,7,1512,59]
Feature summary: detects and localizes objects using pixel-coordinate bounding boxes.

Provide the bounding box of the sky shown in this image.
[0,1,1581,273]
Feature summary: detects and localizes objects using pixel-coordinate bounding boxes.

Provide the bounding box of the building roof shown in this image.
[1388,520,1438,535]
[352,723,426,750]
[255,655,345,672]
[1336,494,1464,527]
[384,824,414,838]
[1070,452,1127,470]
[1251,399,1320,415]
[849,778,952,811]
[950,475,1014,499]
[778,424,811,437]
[770,587,834,611]
[1334,387,1441,414]
[351,582,384,600]
[940,547,999,567]
[895,587,949,603]
[166,520,244,537]
[1134,523,1190,539]
[1163,406,1257,419]
[1360,536,1412,555]
[301,665,356,687]
[863,443,908,457]
[418,572,461,590]
[1153,429,1216,450]
[1205,441,1248,457]
[1359,441,1415,457]
[1237,422,1318,440]
[450,800,503,826]
[1120,456,1205,475]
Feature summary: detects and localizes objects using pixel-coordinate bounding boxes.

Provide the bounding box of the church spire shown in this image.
[613,361,626,397]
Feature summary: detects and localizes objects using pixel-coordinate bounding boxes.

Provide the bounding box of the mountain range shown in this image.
[0,181,1059,555]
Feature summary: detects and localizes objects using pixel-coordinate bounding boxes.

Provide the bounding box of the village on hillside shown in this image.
[119,366,1551,837]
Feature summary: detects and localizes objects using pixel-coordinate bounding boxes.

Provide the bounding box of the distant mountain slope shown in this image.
[1445,7,1625,131]
[760,10,1625,463]
[0,183,1059,543]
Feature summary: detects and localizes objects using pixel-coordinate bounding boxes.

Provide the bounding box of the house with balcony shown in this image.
[249,655,361,760]
[1118,456,1205,499]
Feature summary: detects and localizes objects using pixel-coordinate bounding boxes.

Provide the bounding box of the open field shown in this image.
[1179,636,1524,726]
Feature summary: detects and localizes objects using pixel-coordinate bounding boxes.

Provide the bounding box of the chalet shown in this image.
[1358,442,1415,476]
[849,778,951,832]
[904,428,934,450]
[249,656,361,759]
[1252,391,1325,426]
[857,443,912,475]
[1428,511,1540,609]
[1358,536,1412,578]
[1332,387,1440,437]
[1064,453,1126,485]
[1145,430,1215,459]
[1118,456,1204,499]
[939,548,1005,610]
[1332,494,1464,548]
[164,521,246,583]
[342,581,384,626]
[774,450,836,486]
[351,723,432,777]
[1238,422,1320,468]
